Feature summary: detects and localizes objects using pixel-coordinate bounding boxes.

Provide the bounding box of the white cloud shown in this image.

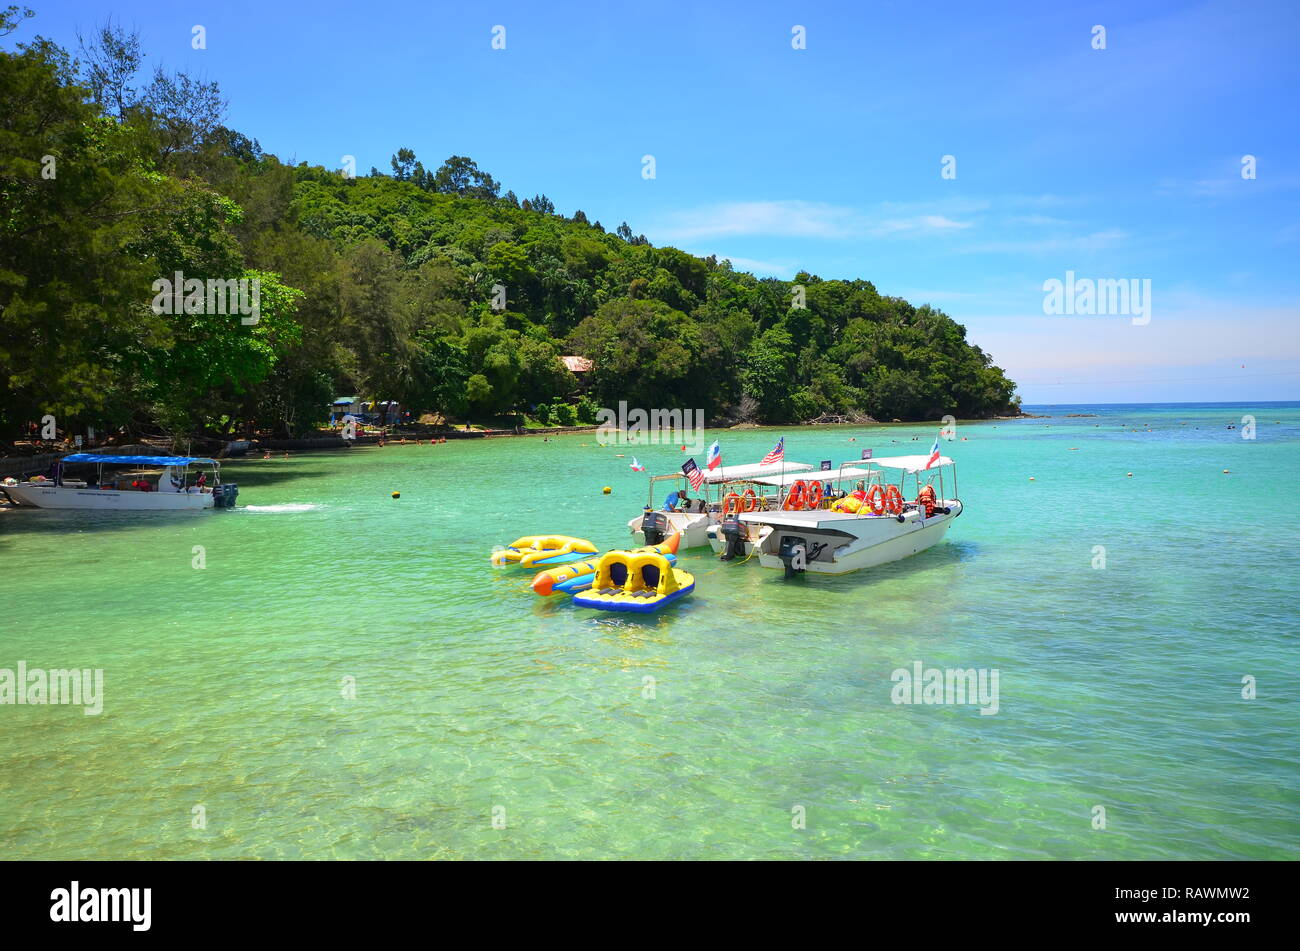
[959,230,1127,255]
[873,214,971,235]
[653,201,857,241]
[650,200,991,243]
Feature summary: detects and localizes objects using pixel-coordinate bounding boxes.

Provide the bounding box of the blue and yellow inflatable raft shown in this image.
[531,532,681,596]
[491,535,598,568]
[571,550,695,613]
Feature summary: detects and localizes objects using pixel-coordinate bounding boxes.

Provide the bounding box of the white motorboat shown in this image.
[722,454,963,576]
[627,460,815,549]
[0,453,239,511]
[704,463,880,558]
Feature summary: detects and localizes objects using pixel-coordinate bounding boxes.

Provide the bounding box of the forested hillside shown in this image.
[0,11,1018,442]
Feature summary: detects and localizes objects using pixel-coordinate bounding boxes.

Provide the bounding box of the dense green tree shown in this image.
[0,11,1017,442]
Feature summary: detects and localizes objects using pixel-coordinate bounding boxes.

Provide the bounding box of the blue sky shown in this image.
[13,0,1300,403]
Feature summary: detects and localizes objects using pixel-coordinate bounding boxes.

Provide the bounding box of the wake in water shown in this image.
[241,503,320,513]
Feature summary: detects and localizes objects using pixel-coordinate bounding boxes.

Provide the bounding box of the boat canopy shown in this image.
[647,460,815,484]
[703,461,814,483]
[869,454,954,473]
[60,454,218,467]
[751,465,876,487]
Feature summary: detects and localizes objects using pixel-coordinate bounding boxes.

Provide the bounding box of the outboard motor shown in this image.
[641,510,668,546]
[719,519,746,561]
[213,483,239,508]
[777,535,808,578]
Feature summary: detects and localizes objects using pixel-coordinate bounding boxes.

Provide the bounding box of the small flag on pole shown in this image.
[706,440,722,470]
[760,437,784,465]
[630,456,645,472]
[682,458,704,490]
[926,436,941,469]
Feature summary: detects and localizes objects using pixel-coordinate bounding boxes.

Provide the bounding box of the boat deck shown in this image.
[737,509,904,530]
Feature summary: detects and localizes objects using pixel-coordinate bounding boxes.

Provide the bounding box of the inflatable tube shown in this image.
[553,553,677,595]
[530,532,681,595]
[571,551,695,613]
[491,535,599,567]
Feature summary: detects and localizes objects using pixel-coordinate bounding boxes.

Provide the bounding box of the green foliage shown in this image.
[0,18,1016,441]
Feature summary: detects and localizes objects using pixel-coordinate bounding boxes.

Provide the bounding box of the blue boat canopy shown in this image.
[60,454,218,467]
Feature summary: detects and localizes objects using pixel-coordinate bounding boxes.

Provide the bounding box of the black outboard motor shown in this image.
[641,510,668,546]
[719,519,746,561]
[213,483,239,508]
[777,535,808,578]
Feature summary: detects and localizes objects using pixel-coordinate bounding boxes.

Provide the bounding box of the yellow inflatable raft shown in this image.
[531,532,681,595]
[829,495,864,514]
[491,535,598,567]
[571,551,695,613]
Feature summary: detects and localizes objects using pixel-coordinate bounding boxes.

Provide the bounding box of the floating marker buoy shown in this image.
[392,491,401,498]
[602,486,612,494]
[1029,477,1035,481]
[1126,473,1133,477]
[1223,469,1230,474]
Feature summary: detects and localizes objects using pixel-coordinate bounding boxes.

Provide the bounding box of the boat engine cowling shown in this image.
[213,483,239,508]
[777,535,808,578]
[719,519,746,561]
[641,510,668,546]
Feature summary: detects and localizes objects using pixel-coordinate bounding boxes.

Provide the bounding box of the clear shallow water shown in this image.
[1,403,1297,860]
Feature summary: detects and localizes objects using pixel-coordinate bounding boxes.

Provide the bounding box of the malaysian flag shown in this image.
[681,458,704,490]
[760,437,784,465]
[706,440,722,470]
[926,436,941,469]
[630,456,645,472]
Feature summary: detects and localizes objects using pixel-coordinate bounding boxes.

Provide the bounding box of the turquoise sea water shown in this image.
[1,402,1297,860]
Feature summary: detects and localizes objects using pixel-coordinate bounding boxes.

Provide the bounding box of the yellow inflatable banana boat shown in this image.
[571,550,695,613]
[491,535,599,567]
[829,495,864,514]
[531,532,681,595]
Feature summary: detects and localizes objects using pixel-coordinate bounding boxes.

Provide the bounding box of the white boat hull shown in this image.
[739,501,963,575]
[627,510,713,549]
[705,521,768,558]
[1,483,215,510]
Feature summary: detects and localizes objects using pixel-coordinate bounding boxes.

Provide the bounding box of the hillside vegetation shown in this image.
[0,12,1018,442]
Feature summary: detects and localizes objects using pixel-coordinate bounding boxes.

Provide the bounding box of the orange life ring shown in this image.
[740,488,757,512]
[883,484,905,515]
[722,492,742,517]
[783,480,807,511]
[864,484,885,515]
[805,480,824,509]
